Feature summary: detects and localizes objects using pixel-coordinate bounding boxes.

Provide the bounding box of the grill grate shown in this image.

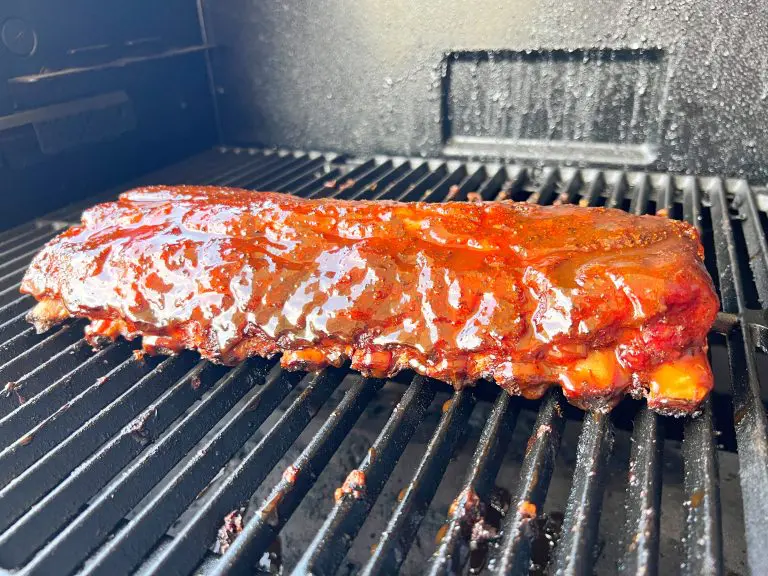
[0,148,766,575]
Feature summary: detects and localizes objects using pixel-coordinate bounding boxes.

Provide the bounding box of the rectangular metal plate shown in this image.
[442,49,664,164]
[31,92,136,155]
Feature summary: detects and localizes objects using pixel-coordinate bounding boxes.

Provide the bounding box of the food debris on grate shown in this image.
[213,507,246,555]
[468,486,511,574]
[334,469,367,501]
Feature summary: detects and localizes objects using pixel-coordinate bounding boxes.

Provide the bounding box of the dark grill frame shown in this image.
[0,147,766,575]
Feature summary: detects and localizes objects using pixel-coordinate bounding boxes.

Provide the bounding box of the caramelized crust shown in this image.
[21,186,719,414]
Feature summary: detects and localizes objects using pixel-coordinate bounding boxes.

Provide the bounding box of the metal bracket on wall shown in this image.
[7,44,211,84]
[0,91,135,154]
[440,49,664,167]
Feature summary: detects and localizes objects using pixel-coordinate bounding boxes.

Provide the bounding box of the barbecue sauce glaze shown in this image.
[21,187,719,414]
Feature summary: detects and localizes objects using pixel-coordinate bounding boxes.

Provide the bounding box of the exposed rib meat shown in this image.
[21,186,719,414]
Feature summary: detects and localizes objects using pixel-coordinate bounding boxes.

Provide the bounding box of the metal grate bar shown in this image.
[309,160,378,199]
[0,295,33,324]
[444,166,487,201]
[420,165,468,203]
[0,354,160,487]
[105,368,342,573]
[526,166,559,205]
[229,153,306,187]
[0,223,42,247]
[143,149,251,189]
[0,355,197,539]
[209,376,385,576]
[617,186,664,576]
[605,174,629,209]
[10,360,265,574]
[659,175,675,213]
[552,413,615,575]
[148,150,266,190]
[709,179,768,574]
[373,162,431,200]
[225,154,325,193]
[144,366,349,576]
[578,171,606,207]
[0,358,222,568]
[0,322,85,382]
[320,162,403,202]
[157,160,247,190]
[681,398,722,576]
[495,166,529,202]
[0,313,74,356]
[362,390,475,576]
[459,166,492,200]
[0,340,128,439]
[193,150,265,180]
[490,390,566,574]
[619,407,663,575]
[331,160,397,200]
[351,161,413,200]
[292,168,342,198]
[0,315,47,352]
[260,157,328,191]
[275,166,333,195]
[124,149,247,189]
[0,284,28,309]
[0,342,131,442]
[0,311,29,343]
[0,338,94,419]
[209,153,285,187]
[169,149,254,178]
[552,170,581,205]
[147,148,255,182]
[295,376,438,574]
[0,243,53,278]
[0,269,26,295]
[238,155,316,190]
[678,178,723,576]
[208,152,282,186]
[629,174,652,215]
[0,228,59,260]
[253,156,325,190]
[81,363,307,576]
[0,340,132,446]
[397,164,449,202]
[427,392,519,575]
[473,167,509,201]
[737,180,768,305]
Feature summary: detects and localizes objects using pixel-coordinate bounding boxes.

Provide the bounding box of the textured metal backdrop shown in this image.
[203,0,768,181]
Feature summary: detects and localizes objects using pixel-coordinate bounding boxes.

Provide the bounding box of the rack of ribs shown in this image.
[21,186,719,415]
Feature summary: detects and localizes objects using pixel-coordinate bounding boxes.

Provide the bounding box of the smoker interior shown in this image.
[0,148,765,575]
[4,1,768,574]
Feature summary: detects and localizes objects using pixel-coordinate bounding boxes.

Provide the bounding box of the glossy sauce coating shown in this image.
[21,186,719,414]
